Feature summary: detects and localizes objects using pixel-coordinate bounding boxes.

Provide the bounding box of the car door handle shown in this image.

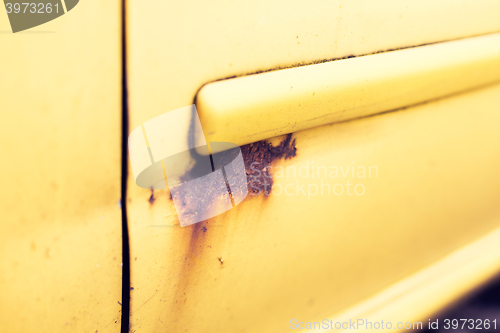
[196,32,500,148]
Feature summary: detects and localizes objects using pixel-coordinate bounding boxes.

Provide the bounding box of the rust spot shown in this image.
[170,134,297,224]
[148,188,155,204]
[242,133,296,196]
[161,133,297,328]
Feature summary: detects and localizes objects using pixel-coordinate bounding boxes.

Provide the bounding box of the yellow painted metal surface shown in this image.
[127,84,500,332]
[0,1,122,332]
[126,1,500,332]
[129,81,500,332]
[128,0,500,127]
[314,225,500,333]
[197,33,500,148]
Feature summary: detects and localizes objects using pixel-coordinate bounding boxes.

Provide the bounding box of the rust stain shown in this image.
[158,135,297,328]
[168,134,297,224]
[242,133,297,197]
[148,188,155,204]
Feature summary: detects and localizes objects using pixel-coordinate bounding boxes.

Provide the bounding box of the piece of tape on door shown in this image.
[128,105,248,227]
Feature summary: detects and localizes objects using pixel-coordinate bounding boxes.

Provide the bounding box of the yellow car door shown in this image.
[125,1,500,332]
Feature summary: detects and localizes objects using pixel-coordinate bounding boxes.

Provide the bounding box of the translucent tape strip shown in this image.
[128,105,248,226]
